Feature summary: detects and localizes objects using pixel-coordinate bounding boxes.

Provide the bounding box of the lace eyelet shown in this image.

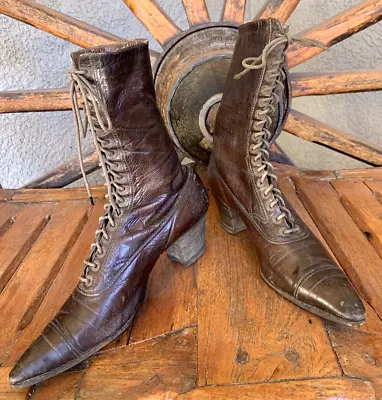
[256,179,264,188]
[261,191,269,199]
[84,276,93,287]
[272,216,282,225]
[91,263,100,272]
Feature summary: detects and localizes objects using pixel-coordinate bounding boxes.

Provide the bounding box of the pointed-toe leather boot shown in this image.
[10,40,209,388]
[209,19,365,326]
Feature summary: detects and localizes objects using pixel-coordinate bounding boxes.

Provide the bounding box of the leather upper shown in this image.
[209,19,365,325]
[10,40,208,387]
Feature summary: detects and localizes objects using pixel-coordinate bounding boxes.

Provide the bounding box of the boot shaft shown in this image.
[71,40,184,210]
[212,19,291,213]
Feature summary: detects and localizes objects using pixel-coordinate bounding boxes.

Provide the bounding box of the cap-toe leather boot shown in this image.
[209,18,365,326]
[9,39,209,388]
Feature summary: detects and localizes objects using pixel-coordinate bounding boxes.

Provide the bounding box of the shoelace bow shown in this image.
[234,29,326,235]
[69,69,126,287]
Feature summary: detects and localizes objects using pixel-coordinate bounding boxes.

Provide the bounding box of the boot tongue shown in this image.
[268,66,291,145]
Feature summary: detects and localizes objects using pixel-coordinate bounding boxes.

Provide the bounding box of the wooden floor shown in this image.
[1,167,382,399]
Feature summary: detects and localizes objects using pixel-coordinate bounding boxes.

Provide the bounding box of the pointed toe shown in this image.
[298,271,365,325]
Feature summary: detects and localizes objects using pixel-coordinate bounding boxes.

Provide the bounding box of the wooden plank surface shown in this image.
[177,378,375,399]
[278,176,338,261]
[0,203,20,238]
[78,328,197,400]
[9,186,106,203]
[0,204,52,293]
[123,0,181,45]
[30,371,84,400]
[221,0,247,23]
[0,0,122,48]
[0,200,89,363]
[3,201,104,366]
[130,253,197,343]
[197,197,339,386]
[287,0,382,68]
[291,70,382,97]
[0,367,29,400]
[332,180,382,258]
[293,177,382,320]
[284,109,382,166]
[257,0,300,23]
[181,0,210,25]
[327,325,382,400]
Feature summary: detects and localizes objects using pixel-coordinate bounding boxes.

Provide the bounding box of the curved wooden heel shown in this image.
[215,198,246,234]
[166,214,207,267]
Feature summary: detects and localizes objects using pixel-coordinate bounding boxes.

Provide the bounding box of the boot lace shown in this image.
[235,29,326,235]
[69,69,127,287]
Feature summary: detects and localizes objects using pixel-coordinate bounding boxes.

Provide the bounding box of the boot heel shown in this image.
[166,214,207,267]
[215,198,246,234]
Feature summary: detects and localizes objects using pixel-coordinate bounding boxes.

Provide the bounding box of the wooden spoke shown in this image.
[257,0,300,24]
[123,0,181,45]
[288,0,382,68]
[284,109,382,166]
[181,0,210,26]
[222,0,247,24]
[291,70,382,97]
[24,152,99,189]
[0,0,122,48]
[0,89,71,113]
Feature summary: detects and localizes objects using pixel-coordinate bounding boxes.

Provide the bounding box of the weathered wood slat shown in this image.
[0,89,71,113]
[0,204,51,293]
[221,0,247,23]
[177,378,374,399]
[0,203,20,238]
[284,109,382,166]
[327,326,382,400]
[9,186,106,203]
[332,180,382,258]
[129,253,197,343]
[278,176,338,261]
[0,367,29,399]
[287,0,382,68]
[0,0,122,48]
[257,0,300,23]
[197,197,339,386]
[291,71,382,97]
[293,177,382,319]
[30,371,84,400]
[24,152,99,189]
[78,328,197,400]
[181,0,210,26]
[335,167,382,180]
[0,200,89,363]
[123,0,181,45]
[3,201,104,366]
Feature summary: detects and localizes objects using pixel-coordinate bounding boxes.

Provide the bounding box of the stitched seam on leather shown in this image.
[294,265,339,298]
[307,272,346,295]
[49,321,83,357]
[78,167,195,296]
[213,163,309,244]
[41,333,66,360]
[270,240,320,265]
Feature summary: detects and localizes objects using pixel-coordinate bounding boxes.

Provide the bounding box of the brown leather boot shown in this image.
[209,19,365,326]
[9,40,208,388]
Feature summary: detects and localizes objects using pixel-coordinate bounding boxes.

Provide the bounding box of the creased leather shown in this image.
[209,19,365,325]
[9,40,209,388]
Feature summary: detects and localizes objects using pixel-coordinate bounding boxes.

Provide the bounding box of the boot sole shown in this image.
[260,270,365,327]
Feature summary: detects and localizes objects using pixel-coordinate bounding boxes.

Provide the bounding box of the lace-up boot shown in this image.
[209,19,365,325]
[10,39,208,388]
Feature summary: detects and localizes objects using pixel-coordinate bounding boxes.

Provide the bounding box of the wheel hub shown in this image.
[154,24,238,163]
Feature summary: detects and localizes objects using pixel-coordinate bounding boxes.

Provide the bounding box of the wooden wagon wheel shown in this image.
[1,0,382,188]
